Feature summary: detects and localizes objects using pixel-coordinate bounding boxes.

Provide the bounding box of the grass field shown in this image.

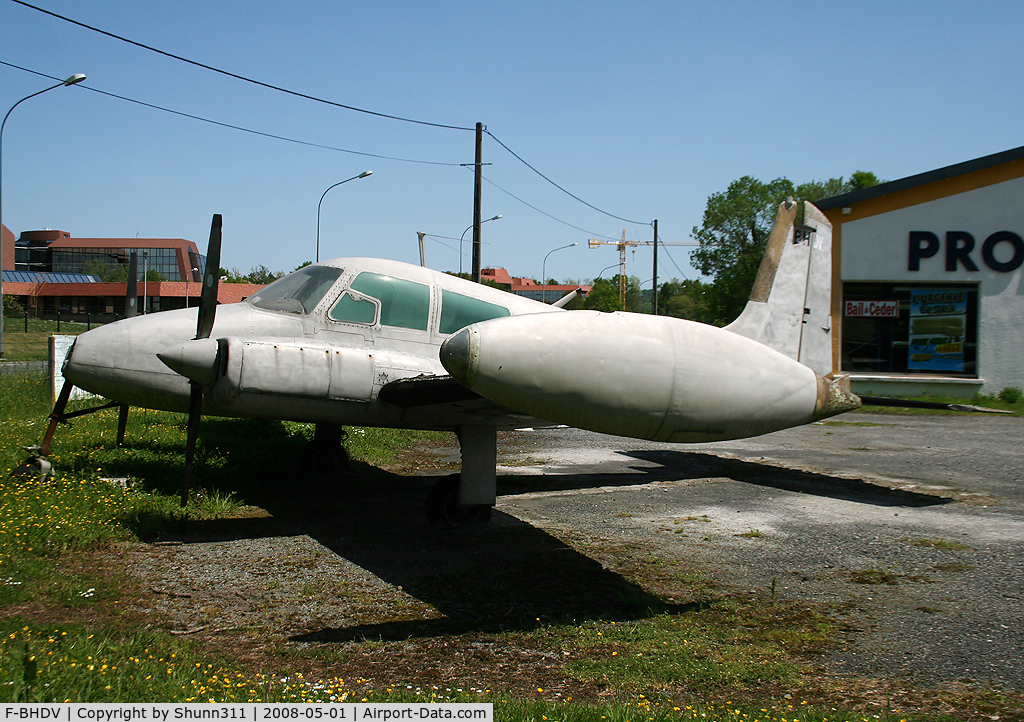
[0,372,1015,718]
[1,316,92,362]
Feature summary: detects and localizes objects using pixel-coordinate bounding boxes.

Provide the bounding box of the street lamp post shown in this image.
[0,72,86,358]
[185,266,198,308]
[459,215,501,276]
[316,171,372,263]
[542,242,578,304]
[142,252,148,314]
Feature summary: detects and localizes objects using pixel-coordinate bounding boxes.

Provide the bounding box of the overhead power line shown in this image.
[484,129,650,226]
[0,60,463,167]
[11,0,475,132]
[8,1,653,233]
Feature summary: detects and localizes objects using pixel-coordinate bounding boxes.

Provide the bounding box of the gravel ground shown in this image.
[115,412,1024,715]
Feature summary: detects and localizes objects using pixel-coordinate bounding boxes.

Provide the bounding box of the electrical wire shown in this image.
[658,244,691,280]
[11,1,654,230]
[7,3,658,241]
[484,128,651,226]
[0,59,464,167]
[10,0,476,132]
[481,174,633,241]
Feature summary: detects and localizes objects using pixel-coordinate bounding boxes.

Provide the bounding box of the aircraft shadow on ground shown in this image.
[149,431,944,643]
[164,462,703,644]
[496,449,951,508]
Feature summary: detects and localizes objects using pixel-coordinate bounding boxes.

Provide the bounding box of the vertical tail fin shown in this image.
[724,199,834,375]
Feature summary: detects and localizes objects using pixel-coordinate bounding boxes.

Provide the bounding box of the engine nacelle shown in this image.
[211,337,375,408]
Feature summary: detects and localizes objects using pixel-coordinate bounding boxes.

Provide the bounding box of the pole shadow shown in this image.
[495,448,951,508]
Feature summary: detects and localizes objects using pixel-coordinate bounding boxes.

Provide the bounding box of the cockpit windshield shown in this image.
[248,265,343,314]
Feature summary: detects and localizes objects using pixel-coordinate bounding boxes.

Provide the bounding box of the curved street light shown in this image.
[459,215,501,275]
[316,171,372,263]
[542,242,578,303]
[0,73,86,358]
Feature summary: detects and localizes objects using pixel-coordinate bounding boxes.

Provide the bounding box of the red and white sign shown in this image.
[845,300,900,318]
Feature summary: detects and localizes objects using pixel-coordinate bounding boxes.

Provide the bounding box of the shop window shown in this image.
[841,282,977,376]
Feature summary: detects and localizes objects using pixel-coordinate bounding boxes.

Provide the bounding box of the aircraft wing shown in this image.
[378,374,561,430]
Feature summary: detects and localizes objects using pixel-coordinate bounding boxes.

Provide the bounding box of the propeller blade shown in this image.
[125,251,138,318]
[181,382,204,507]
[195,214,222,340]
[180,213,222,506]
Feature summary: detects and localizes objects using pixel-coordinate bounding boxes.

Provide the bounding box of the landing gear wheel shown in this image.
[306,440,350,477]
[426,474,493,527]
[304,423,350,477]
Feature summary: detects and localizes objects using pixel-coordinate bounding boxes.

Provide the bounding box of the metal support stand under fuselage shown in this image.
[456,425,497,507]
[425,425,497,527]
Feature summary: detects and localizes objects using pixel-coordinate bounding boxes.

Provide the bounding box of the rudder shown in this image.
[724,199,834,375]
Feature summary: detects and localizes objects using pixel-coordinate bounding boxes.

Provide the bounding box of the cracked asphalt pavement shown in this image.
[497,412,1024,690]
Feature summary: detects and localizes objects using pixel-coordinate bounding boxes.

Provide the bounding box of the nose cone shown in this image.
[62,310,200,411]
[439,326,478,387]
[157,338,220,386]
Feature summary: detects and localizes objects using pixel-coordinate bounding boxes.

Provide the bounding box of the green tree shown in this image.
[691,172,880,325]
[220,267,247,283]
[219,266,284,284]
[245,265,283,285]
[582,277,622,312]
[658,278,713,323]
[83,259,129,282]
[3,294,24,318]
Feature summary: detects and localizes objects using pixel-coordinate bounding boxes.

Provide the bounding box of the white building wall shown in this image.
[841,177,1024,394]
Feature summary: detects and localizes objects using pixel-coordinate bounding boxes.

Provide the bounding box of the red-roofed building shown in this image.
[1,224,15,271]
[481,266,590,304]
[2,225,266,320]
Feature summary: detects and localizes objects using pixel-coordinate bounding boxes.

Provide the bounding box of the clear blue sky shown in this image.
[2,0,1022,286]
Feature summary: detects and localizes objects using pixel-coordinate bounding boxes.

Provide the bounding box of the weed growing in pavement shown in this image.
[848,569,900,585]
[904,537,972,551]
[0,373,1016,718]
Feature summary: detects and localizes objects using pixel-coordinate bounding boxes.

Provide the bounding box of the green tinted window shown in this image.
[328,292,378,325]
[350,272,430,331]
[439,289,510,334]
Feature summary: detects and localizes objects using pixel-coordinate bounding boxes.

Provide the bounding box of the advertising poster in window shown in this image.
[908,289,967,372]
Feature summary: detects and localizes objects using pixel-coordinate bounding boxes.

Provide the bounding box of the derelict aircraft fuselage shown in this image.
[59,201,861,524]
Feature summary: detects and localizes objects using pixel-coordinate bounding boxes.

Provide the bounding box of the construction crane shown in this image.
[588,230,696,306]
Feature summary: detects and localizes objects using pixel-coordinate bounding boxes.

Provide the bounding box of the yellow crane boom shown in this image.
[588,230,695,306]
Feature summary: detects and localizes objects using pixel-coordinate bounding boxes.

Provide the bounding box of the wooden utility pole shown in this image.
[471,122,483,283]
[652,219,659,315]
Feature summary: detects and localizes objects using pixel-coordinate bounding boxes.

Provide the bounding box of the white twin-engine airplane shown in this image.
[54,199,860,524]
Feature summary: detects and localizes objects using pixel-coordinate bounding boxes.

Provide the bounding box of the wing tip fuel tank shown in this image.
[440,312,861,443]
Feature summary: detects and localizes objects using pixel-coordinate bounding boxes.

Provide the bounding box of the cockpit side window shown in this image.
[328,291,378,325]
[348,272,430,331]
[248,265,343,315]
[439,289,510,335]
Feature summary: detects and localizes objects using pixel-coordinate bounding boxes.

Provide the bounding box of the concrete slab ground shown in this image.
[494,412,1024,690]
